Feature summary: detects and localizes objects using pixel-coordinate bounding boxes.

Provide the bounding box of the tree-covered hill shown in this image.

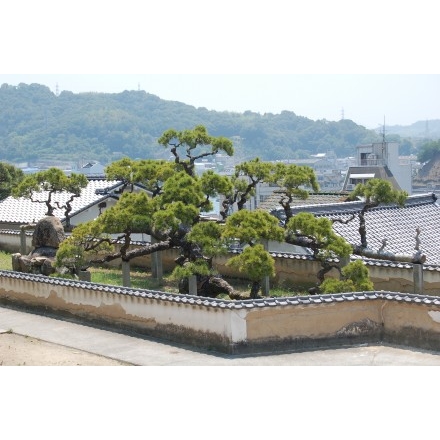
[0,82,383,166]
[383,120,440,139]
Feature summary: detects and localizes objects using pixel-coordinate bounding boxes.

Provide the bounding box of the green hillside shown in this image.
[381,120,440,139]
[0,82,383,166]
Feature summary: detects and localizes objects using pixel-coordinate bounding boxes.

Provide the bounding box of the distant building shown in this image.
[412,151,440,194]
[194,160,216,175]
[71,161,106,178]
[342,141,412,194]
[280,152,346,192]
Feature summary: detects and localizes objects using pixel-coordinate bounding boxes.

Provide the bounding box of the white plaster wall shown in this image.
[70,197,120,226]
[2,273,440,351]
[0,275,248,343]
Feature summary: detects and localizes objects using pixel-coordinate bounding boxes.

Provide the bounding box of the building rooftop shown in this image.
[344,166,402,191]
[259,191,351,213]
[0,179,122,225]
[289,193,440,266]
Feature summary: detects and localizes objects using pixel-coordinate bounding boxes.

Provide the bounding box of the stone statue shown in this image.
[378,238,388,253]
[415,227,421,251]
[12,216,65,276]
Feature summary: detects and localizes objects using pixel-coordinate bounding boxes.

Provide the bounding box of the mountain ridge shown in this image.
[0,82,435,166]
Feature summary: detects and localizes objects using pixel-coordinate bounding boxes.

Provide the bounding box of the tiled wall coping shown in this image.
[1,269,440,354]
[2,269,440,307]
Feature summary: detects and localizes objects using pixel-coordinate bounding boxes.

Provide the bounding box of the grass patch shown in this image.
[89,266,179,293]
[269,279,315,297]
[0,251,12,271]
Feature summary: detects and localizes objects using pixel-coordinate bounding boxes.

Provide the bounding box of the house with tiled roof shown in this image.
[289,192,440,266]
[413,151,440,194]
[252,190,353,255]
[258,190,351,226]
[0,178,148,230]
[70,161,106,178]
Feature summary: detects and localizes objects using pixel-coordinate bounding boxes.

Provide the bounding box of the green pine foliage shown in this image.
[320,260,374,293]
[0,162,24,200]
[226,244,276,282]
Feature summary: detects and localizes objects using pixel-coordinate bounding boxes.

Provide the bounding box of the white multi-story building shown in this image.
[342,141,412,194]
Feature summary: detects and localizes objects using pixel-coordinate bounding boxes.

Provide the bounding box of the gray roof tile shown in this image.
[287,193,440,266]
[259,191,351,212]
[0,179,121,224]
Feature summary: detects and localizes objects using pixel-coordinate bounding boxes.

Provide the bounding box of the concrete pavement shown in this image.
[1,305,440,366]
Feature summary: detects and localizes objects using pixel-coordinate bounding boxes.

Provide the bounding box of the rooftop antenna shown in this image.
[380,116,387,157]
[341,107,344,120]
[138,82,140,91]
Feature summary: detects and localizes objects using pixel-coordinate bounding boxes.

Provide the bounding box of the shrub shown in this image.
[320,260,374,294]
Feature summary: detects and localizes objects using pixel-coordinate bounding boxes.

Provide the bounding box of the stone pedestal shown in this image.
[413,263,423,294]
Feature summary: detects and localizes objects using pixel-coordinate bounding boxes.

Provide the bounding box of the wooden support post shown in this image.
[19,223,35,255]
[79,270,91,282]
[413,263,423,295]
[122,260,131,288]
[151,237,163,280]
[261,239,270,297]
[189,275,198,296]
[20,226,27,255]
